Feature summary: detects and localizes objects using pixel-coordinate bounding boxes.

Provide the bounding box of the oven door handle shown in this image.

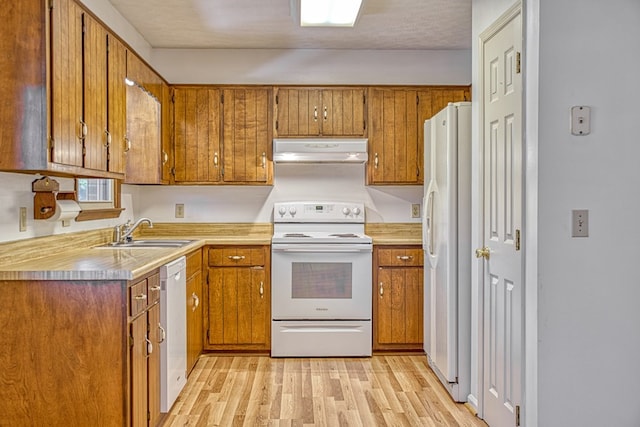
[272,245,372,253]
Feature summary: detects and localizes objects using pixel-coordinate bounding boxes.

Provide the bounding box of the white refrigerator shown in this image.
[422,102,472,402]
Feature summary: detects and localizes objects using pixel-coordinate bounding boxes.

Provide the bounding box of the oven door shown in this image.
[271,243,372,320]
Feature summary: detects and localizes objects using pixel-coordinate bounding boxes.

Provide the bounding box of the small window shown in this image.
[74,178,124,221]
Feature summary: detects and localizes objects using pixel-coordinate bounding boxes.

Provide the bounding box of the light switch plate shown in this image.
[572,209,589,237]
[571,106,591,136]
[175,203,184,218]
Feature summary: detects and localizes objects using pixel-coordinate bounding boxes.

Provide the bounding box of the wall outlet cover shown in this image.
[411,204,421,218]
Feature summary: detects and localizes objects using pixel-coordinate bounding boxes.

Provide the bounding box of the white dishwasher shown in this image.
[159,256,187,412]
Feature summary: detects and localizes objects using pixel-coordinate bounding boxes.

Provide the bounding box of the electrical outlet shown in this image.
[19,207,27,232]
[571,209,588,237]
[411,204,421,218]
[175,203,184,218]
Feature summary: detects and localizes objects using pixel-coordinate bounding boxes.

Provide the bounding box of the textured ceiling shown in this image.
[107,0,471,50]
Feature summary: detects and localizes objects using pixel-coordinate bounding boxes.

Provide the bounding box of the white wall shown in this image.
[536,1,640,426]
[132,164,423,223]
[152,48,471,85]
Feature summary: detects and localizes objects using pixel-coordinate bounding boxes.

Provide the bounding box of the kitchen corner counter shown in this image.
[0,223,273,281]
[365,223,423,245]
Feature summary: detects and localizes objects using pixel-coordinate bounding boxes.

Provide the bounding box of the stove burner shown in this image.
[329,233,360,238]
[283,233,311,238]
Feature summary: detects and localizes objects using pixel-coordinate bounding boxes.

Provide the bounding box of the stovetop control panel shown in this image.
[274,201,365,223]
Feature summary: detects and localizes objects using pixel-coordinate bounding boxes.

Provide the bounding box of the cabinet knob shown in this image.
[146,337,153,356]
[379,282,384,296]
[374,153,379,169]
[79,120,87,140]
[214,152,219,167]
[163,151,169,164]
[124,137,131,152]
[104,130,111,147]
[262,152,266,169]
[313,106,318,122]
[259,281,264,298]
[323,105,328,121]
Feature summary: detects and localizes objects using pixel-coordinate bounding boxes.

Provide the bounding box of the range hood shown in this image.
[273,138,368,163]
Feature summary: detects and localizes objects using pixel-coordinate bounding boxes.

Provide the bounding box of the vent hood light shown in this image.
[299,0,363,27]
[274,138,368,163]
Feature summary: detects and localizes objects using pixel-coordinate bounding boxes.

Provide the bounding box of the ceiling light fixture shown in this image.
[299,0,363,27]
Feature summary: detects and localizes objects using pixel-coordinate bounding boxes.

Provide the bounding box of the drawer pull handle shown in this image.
[149,285,161,292]
[228,255,246,260]
[379,282,384,297]
[374,153,379,169]
[134,293,147,301]
[396,255,413,261]
[192,292,200,311]
[214,152,219,167]
[158,323,166,344]
[124,137,131,152]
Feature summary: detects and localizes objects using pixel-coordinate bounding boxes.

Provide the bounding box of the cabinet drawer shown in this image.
[147,273,161,304]
[208,247,265,267]
[377,248,423,267]
[186,249,202,278]
[129,279,148,317]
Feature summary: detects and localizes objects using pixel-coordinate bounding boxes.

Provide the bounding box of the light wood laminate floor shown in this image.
[164,355,487,426]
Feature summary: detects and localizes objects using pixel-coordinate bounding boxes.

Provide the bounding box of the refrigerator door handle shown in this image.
[426,190,436,256]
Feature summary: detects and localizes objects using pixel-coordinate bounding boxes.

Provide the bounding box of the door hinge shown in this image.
[515,229,521,251]
[206,329,210,341]
[363,120,366,131]
[275,95,279,104]
[416,167,420,177]
[363,94,366,104]
[516,52,521,74]
[515,405,521,426]
[172,94,175,103]
[128,334,134,348]
[170,167,176,176]
[275,120,278,131]
[220,94,224,104]
[147,411,151,421]
[206,271,209,285]
[48,136,54,150]
[221,167,225,176]
[417,94,420,105]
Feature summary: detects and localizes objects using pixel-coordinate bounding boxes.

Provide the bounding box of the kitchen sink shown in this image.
[95,239,196,249]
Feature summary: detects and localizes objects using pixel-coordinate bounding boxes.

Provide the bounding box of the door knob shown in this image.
[475,247,490,260]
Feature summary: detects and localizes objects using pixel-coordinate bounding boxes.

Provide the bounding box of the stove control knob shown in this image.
[342,207,351,216]
[352,207,361,216]
[278,206,287,217]
[288,207,297,216]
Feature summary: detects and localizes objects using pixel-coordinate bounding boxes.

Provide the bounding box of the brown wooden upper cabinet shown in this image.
[222,87,273,184]
[367,86,470,185]
[124,53,171,184]
[0,0,126,179]
[274,87,366,137]
[173,87,221,184]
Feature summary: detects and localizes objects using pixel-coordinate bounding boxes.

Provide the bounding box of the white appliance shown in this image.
[159,256,187,412]
[423,102,472,402]
[271,201,373,357]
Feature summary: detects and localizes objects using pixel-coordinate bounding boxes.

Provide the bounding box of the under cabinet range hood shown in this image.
[273,138,368,163]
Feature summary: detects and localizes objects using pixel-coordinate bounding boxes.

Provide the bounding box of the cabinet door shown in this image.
[130,314,148,427]
[274,88,321,136]
[374,267,423,349]
[174,87,221,183]
[321,88,366,136]
[125,52,163,184]
[368,88,419,184]
[107,34,127,174]
[50,0,84,167]
[82,13,108,171]
[161,83,173,183]
[430,86,470,116]
[222,88,272,184]
[147,303,161,427]
[207,266,269,349]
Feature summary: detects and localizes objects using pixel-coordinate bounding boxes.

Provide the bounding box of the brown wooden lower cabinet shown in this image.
[185,248,203,374]
[0,269,163,426]
[373,246,424,351]
[204,245,271,351]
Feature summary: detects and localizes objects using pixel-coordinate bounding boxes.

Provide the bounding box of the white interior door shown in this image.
[480,5,523,427]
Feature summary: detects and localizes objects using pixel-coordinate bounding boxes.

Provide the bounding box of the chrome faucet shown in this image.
[113,217,154,244]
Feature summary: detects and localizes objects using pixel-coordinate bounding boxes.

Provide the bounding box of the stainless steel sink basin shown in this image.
[95,239,195,249]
